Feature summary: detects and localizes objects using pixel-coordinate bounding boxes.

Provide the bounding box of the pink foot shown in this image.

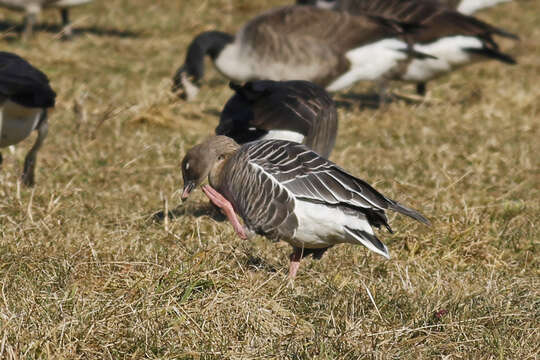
[288,247,304,278]
[202,185,247,239]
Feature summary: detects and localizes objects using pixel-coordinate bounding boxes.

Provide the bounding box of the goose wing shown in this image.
[244,140,430,227]
[239,6,410,85]
[219,143,298,240]
[332,0,517,44]
[0,52,56,108]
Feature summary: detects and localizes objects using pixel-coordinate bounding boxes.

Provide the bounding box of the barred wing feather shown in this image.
[244,140,430,226]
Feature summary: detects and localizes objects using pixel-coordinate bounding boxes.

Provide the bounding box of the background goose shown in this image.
[296,0,512,15]
[299,0,518,96]
[172,5,424,101]
[0,52,55,186]
[0,0,93,39]
[216,80,338,158]
[181,136,430,278]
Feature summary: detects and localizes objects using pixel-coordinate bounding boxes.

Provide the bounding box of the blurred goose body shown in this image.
[0,0,93,38]
[181,136,430,278]
[0,51,55,186]
[173,5,423,100]
[216,80,338,158]
[298,0,517,95]
[297,0,511,15]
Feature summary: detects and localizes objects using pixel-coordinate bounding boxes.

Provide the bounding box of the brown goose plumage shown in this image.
[298,0,517,95]
[172,5,422,100]
[216,80,338,158]
[297,0,511,15]
[181,136,430,278]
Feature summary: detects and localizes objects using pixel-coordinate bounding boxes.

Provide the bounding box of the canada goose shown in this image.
[172,5,424,101]
[0,0,93,39]
[181,136,430,278]
[298,0,518,96]
[216,80,338,158]
[0,52,55,186]
[296,0,512,15]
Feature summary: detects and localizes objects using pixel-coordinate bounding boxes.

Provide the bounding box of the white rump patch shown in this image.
[401,36,484,82]
[326,38,408,91]
[261,130,305,144]
[291,199,388,258]
[457,0,510,15]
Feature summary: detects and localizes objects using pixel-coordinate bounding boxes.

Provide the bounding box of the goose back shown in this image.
[0,52,56,109]
[217,80,338,158]
[219,6,409,86]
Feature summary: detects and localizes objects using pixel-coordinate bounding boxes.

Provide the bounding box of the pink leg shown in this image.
[289,247,303,278]
[202,185,247,239]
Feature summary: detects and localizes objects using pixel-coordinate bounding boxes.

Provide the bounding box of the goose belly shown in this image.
[0,101,42,147]
[401,36,483,82]
[326,38,408,91]
[289,199,374,249]
[260,130,305,144]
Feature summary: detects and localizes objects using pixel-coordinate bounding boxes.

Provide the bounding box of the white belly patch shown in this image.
[0,101,43,147]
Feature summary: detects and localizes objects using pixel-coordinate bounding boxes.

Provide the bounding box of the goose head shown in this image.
[181,136,239,200]
[172,31,234,101]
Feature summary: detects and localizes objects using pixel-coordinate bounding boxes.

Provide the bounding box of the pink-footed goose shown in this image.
[172,5,427,101]
[298,0,518,96]
[216,80,338,158]
[0,52,56,186]
[0,0,93,39]
[181,136,430,278]
[297,0,512,15]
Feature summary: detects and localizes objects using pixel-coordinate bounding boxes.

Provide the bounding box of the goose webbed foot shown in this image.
[288,247,303,279]
[202,184,247,239]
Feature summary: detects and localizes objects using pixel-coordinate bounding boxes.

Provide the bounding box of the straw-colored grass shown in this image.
[0,0,538,358]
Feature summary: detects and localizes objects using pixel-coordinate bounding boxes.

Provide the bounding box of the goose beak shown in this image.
[181,181,196,201]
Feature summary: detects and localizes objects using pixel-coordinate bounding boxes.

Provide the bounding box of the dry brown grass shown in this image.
[0,0,538,358]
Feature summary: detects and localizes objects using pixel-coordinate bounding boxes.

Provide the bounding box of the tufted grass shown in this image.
[0,0,538,358]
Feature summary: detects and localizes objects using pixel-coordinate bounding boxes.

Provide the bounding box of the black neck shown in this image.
[180,31,233,83]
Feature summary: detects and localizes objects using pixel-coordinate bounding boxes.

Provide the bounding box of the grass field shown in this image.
[0,0,538,358]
